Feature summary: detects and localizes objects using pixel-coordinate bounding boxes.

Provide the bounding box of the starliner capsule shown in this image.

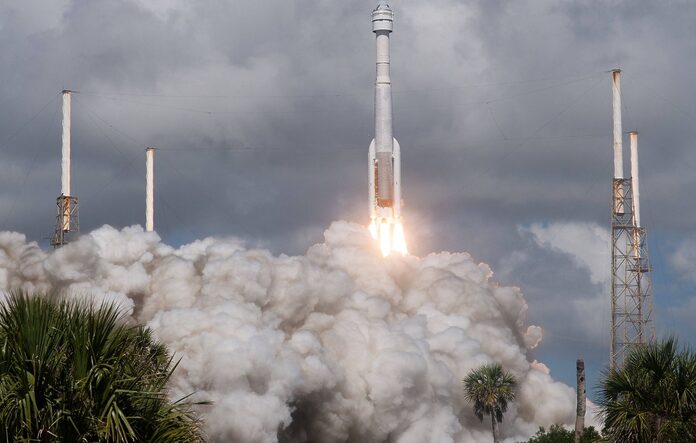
[368,1,407,256]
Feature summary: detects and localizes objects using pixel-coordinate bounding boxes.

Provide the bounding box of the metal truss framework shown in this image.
[51,195,79,248]
[610,178,654,369]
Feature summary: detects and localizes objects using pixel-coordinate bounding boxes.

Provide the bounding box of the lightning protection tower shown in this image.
[51,90,80,247]
[146,147,155,232]
[609,70,654,369]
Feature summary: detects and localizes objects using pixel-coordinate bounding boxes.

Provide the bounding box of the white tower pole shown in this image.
[612,70,623,180]
[146,147,155,232]
[629,131,641,260]
[611,70,625,216]
[61,90,72,196]
[629,131,640,228]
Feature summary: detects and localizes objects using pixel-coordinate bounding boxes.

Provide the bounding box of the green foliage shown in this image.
[0,291,207,442]
[463,363,517,425]
[519,424,601,443]
[598,337,696,443]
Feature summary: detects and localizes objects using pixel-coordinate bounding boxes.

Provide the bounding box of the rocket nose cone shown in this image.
[374,0,391,11]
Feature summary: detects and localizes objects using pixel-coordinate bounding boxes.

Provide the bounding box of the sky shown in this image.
[1,0,696,397]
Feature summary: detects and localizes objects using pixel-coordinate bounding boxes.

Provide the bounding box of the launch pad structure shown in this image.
[51,89,80,248]
[610,177,653,368]
[51,195,80,247]
[609,71,654,369]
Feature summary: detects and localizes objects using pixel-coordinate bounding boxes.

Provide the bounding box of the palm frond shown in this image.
[0,290,207,442]
[598,337,696,442]
[463,362,517,425]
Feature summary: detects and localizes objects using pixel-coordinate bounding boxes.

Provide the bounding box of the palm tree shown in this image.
[598,337,696,443]
[0,291,207,442]
[464,362,517,443]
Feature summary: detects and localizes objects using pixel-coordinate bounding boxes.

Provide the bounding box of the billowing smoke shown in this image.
[0,222,578,442]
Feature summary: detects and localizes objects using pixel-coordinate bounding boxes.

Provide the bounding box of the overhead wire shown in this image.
[1,96,62,228]
[469,75,606,183]
[622,69,696,302]
[475,76,612,351]
[72,98,164,231]
[153,135,612,156]
[71,97,194,237]
[70,72,614,239]
[0,88,21,117]
[73,95,147,151]
[542,329,604,345]
[486,102,508,141]
[0,93,60,154]
[640,182,669,327]
[76,71,605,118]
[0,69,620,241]
[156,152,242,229]
[71,95,146,202]
[76,69,608,100]
[619,70,696,129]
[79,72,609,156]
[482,72,604,105]
[614,72,687,329]
[72,96,243,239]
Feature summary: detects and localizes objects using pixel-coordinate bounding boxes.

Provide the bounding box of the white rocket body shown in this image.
[369,1,406,255]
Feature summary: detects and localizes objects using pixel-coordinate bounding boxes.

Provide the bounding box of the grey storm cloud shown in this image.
[2,0,696,396]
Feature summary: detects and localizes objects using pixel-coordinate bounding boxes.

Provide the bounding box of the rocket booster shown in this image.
[369,1,406,255]
[372,1,396,207]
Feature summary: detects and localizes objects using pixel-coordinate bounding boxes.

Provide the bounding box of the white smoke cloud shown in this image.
[0,222,577,442]
[525,222,609,285]
[670,236,696,284]
[515,221,610,343]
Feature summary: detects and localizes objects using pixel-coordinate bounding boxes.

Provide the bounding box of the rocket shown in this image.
[368,1,407,256]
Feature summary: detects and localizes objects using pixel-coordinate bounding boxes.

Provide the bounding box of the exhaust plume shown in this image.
[0,222,578,442]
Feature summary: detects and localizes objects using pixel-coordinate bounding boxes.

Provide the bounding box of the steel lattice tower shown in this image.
[609,72,654,369]
[610,179,653,368]
[51,195,80,248]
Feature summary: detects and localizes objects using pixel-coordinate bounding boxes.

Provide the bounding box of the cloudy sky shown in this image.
[2,0,696,395]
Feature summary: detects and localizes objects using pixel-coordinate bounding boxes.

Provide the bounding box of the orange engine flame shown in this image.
[392,221,408,255]
[370,218,408,257]
[369,220,378,240]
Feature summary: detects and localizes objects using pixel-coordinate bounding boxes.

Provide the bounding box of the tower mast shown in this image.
[51,90,80,247]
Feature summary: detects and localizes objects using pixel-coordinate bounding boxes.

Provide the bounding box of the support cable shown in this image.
[0,93,60,154]
[77,72,605,117]
[2,99,62,228]
[76,69,608,100]
[470,76,605,182]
